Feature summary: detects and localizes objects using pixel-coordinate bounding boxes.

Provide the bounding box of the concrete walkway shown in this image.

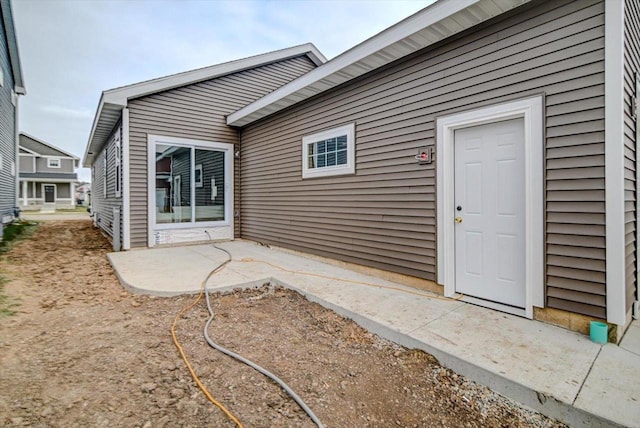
[108,240,640,428]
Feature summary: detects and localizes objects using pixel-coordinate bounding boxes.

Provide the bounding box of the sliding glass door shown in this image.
[154,141,228,226]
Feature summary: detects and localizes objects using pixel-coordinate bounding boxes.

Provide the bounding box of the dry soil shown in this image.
[0,220,565,427]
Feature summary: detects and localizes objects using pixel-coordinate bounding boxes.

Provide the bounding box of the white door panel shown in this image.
[454,118,525,308]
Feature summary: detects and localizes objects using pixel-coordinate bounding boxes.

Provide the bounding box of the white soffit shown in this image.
[83,43,326,167]
[227,0,530,127]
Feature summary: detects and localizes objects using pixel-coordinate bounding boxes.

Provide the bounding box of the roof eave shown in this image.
[82,98,124,167]
[1,0,26,94]
[83,43,326,167]
[227,0,530,127]
[102,43,326,105]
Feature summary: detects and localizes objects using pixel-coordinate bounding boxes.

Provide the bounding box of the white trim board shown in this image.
[122,108,131,250]
[227,0,531,127]
[436,96,544,319]
[85,44,325,167]
[604,0,627,326]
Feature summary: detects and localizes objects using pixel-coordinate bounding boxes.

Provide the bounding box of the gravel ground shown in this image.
[0,220,565,427]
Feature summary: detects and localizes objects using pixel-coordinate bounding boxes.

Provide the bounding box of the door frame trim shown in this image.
[436,96,544,318]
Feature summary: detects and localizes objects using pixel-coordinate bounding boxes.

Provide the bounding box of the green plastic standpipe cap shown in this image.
[589,321,608,344]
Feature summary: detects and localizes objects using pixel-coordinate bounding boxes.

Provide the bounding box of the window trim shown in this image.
[47,157,61,168]
[301,123,355,179]
[102,151,107,198]
[114,132,121,198]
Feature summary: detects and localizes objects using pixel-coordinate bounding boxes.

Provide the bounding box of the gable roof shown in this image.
[0,0,26,95]
[83,43,326,167]
[19,133,80,166]
[227,0,530,127]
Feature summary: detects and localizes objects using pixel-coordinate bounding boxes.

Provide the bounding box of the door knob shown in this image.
[455,216,463,224]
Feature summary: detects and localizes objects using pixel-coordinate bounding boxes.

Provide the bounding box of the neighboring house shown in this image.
[0,0,26,234]
[18,133,79,210]
[84,0,640,340]
[75,182,91,206]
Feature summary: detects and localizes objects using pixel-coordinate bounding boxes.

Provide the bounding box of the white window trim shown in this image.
[103,151,107,199]
[302,123,355,179]
[47,158,61,168]
[147,134,234,244]
[436,96,544,319]
[114,131,121,198]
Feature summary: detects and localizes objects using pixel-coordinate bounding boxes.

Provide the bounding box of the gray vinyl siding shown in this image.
[35,157,74,173]
[240,0,606,317]
[0,7,16,224]
[56,183,71,199]
[624,0,640,315]
[92,126,122,241]
[18,155,33,172]
[127,55,317,247]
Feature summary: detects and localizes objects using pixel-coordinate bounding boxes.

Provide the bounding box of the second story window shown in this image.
[48,158,61,168]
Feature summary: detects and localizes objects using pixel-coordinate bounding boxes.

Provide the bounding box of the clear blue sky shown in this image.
[13,0,431,182]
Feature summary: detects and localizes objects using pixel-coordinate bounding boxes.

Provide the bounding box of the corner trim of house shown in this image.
[604,0,627,326]
[122,108,131,250]
[147,134,155,248]
[436,95,544,319]
[14,94,20,207]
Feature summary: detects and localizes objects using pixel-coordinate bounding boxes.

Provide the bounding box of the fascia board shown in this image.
[227,0,531,127]
[18,145,39,156]
[1,0,26,93]
[84,43,325,167]
[102,43,326,105]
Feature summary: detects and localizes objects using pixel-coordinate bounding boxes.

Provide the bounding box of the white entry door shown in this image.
[453,118,526,308]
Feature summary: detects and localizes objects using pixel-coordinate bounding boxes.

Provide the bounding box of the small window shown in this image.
[48,158,61,168]
[0,68,4,87]
[11,161,15,177]
[114,134,121,197]
[302,123,355,178]
[0,153,3,170]
[103,152,107,198]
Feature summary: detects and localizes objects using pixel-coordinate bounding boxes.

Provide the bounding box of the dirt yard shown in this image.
[0,220,565,427]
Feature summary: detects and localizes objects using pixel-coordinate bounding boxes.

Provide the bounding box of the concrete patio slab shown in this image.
[620,321,640,356]
[408,304,600,405]
[574,344,640,427]
[107,239,638,428]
